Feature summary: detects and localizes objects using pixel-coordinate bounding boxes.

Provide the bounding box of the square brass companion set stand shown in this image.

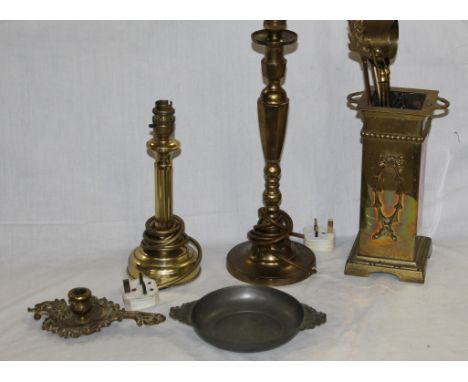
[29,21,449,352]
[345,21,448,283]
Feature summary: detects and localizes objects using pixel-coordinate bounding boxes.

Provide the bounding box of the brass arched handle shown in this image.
[432,96,450,119]
[435,96,450,110]
[347,91,364,110]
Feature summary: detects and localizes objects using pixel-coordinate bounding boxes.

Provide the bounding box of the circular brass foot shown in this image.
[226,241,316,286]
[128,239,201,289]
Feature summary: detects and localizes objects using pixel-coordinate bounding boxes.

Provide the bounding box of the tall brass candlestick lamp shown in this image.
[226,20,316,286]
[128,100,202,289]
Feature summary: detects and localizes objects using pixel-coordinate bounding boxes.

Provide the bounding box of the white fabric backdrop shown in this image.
[1,21,467,360]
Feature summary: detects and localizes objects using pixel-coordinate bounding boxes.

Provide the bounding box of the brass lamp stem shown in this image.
[154,159,172,228]
[259,28,287,222]
[150,101,176,228]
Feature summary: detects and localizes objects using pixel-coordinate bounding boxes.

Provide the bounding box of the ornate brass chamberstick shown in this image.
[28,287,165,338]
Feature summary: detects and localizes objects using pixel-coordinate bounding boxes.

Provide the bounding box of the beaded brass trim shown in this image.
[361,130,425,142]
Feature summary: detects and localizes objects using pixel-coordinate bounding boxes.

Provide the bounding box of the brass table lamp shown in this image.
[345,21,449,283]
[128,100,202,288]
[226,20,316,286]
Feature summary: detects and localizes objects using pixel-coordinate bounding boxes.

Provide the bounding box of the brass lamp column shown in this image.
[226,20,316,286]
[128,100,202,289]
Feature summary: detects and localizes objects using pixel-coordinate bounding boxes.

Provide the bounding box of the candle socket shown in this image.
[128,100,202,289]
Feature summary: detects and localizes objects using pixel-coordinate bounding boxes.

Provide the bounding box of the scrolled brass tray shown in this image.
[170,285,326,352]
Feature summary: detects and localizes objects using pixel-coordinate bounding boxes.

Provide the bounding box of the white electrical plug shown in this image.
[121,273,159,311]
[303,218,336,252]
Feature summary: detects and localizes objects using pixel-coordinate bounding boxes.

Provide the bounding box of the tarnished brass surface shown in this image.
[346,235,432,283]
[226,21,316,286]
[128,100,201,289]
[346,87,449,283]
[28,287,165,338]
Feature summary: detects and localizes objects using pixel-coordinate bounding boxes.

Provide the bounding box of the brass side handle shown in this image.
[435,96,450,110]
[432,96,450,119]
[347,91,364,110]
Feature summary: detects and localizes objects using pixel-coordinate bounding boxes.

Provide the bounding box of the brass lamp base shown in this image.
[345,235,431,283]
[128,240,201,289]
[226,241,316,286]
